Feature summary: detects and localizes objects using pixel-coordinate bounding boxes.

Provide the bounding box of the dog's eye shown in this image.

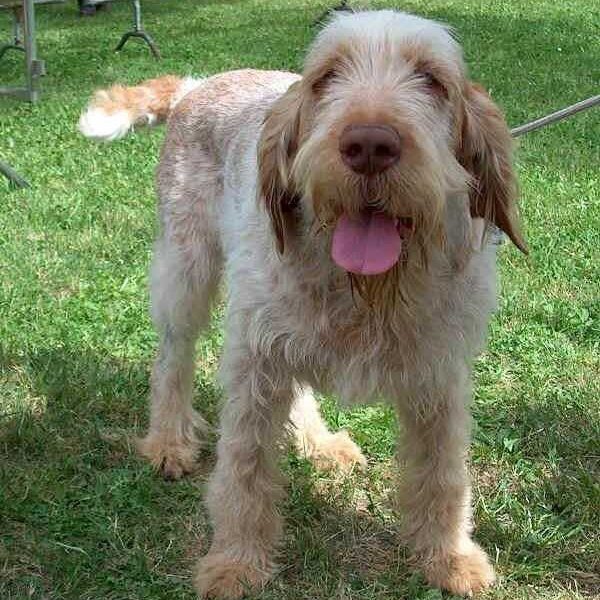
[312,69,337,94]
[418,70,447,98]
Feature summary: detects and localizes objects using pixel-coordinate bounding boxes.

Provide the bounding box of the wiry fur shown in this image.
[80,10,526,599]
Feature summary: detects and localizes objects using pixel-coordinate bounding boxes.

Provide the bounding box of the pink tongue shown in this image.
[332,211,402,275]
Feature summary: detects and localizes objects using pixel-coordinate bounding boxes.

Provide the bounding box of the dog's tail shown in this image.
[78,75,202,142]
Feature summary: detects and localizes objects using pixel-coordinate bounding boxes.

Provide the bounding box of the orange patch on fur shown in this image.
[93,75,181,121]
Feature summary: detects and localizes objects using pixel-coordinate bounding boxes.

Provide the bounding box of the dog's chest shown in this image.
[245,251,497,403]
[261,276,437,402]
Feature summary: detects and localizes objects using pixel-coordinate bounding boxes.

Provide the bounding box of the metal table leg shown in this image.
[115,0,160,59]
[0,160,30,188]
[0,0,45,102]
[23,0,43,101]
[0,8,25,61]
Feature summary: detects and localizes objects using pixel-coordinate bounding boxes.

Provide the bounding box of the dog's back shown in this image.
[79,68,300,261]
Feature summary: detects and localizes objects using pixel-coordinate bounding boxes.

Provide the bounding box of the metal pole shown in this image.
[22,0,40,102]
[133,0,142,32]
[115,1,160,59]
[14,8,22,44]
[511,95,600,137]
[0,160,30,189]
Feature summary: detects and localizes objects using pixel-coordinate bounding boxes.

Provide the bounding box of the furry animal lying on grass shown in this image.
[80,9,526,598]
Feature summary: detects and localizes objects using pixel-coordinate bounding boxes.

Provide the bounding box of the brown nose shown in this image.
[339,124,401,175]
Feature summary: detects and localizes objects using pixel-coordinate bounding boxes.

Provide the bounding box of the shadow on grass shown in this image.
[0,345,221,599]
[473,406,599,592]
[1,344,597,596]
[0,345,221,462]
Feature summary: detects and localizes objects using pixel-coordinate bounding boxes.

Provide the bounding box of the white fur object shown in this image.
[80,10,526,599]
[78,107,133,141]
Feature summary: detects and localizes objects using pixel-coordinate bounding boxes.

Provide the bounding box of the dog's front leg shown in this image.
[396,363,495,597]
[195,343,293,600]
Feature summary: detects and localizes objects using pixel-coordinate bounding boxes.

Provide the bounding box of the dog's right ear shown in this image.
[257,81,305,254]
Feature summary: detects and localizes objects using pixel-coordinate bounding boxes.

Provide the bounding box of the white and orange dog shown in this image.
[80,10,526,598]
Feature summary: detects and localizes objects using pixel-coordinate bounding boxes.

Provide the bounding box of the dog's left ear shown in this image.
[457,82,528,254]
[257,81,304,254]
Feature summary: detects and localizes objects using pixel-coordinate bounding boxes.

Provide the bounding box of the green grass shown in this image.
[1,1,598,599]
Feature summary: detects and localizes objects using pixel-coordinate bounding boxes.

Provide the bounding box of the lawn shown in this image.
[0,1,598,599]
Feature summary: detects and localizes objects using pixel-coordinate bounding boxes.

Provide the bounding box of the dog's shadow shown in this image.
[0,345,404,597]
[1,345,598,598]
[0,346,216,597]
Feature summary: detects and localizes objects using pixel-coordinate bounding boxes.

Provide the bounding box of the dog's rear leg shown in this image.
[138,232,222,480]
[290,385,366,471]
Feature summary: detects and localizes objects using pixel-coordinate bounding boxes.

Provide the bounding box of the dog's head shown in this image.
[258,10,526,279]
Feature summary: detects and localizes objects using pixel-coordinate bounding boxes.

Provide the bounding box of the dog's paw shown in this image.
[137,431,199,480]
[309,430,367,471]
[194,552,271,599]
[424,543,495,597]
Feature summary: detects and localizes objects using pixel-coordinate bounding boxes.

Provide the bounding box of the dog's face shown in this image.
[259,11,526,278]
